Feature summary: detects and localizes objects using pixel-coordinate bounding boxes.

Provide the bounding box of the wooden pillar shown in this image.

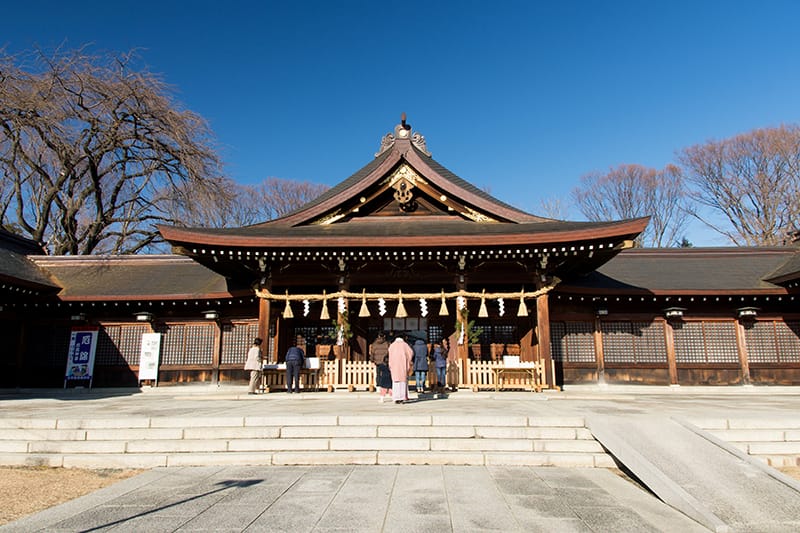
[258,298,271,360]
[15,320,26,388]
[519,321,535,362]
[536,294,554,389]
[594,317,605,384]
[735,320,752,385]
[210,320,222,385]
[664,319,679,385]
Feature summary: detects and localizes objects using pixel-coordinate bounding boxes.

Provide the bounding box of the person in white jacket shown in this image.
[244,338,264,394]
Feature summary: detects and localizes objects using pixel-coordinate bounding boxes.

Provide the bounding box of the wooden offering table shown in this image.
[493,357,544,392]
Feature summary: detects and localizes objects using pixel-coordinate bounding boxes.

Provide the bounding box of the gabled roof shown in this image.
[159,119,648,250]
[558,247,797,295]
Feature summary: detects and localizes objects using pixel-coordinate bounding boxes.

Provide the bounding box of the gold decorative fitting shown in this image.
[462,207,494,223]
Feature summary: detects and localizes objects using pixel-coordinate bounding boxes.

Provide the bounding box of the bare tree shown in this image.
[680,125,800,246]
[254,177,329,220]
[0,47,225,254]
[168,176,330,229]
[537,196,569,220]
[572,164,689,247]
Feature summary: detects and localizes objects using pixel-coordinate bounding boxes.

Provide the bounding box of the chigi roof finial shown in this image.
[375,113,430,157]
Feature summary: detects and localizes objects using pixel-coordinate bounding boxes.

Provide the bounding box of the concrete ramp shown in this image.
[587,415,800,533]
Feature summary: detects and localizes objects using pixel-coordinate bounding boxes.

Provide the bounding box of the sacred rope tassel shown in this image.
[478,289,488,317]
[517,289,528,317]
[395,291,408,318]
[283,291,293,319]
[358,289,371,317]
[320,291,330,320]
[439,289,449,316]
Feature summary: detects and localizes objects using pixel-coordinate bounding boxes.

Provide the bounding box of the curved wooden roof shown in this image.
[159,120,649,251]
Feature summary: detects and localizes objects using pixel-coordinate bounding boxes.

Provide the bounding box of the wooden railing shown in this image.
[261,357,545,392]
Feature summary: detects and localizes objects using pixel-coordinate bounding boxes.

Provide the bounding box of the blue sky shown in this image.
[4,1,800,245]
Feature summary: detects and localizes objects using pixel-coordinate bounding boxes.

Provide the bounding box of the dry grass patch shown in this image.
[0,466,142,526]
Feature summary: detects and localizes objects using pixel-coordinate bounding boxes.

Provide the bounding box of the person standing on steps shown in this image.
[388,336,413,404]
[285,344,305,393]
[244,337,263,395]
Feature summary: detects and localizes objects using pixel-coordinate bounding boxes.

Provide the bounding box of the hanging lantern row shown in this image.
[257,282,559,320]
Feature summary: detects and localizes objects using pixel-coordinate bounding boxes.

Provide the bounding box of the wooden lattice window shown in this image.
[745,320,800,363]
[159,323,214,365]
[474,322,518,344]
[551,321,596,363]
[674,321,739,364]
[221,321,259,365]
[95,324,150,366]
[601,321,667,364]
[427,324,444,344]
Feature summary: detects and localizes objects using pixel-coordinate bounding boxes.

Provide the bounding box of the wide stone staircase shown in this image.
[0,413,614,469]
[688,416,800,467]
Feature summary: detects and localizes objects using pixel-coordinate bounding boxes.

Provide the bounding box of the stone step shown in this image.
[0,414,611,468]
[0,450,616,469]
[690,418,800,467]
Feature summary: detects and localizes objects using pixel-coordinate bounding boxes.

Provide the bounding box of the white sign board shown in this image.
[138,333,161,382]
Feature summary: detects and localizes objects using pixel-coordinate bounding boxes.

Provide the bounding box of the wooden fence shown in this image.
[263,359,545,392]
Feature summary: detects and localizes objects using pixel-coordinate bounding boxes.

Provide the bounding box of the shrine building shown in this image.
[1,118,799,390]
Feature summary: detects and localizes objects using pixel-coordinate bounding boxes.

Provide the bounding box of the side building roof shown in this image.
[558,247,799,295]
[29,255,239,301]
[0,228,60,295]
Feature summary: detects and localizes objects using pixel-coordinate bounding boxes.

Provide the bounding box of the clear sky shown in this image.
[4,1,800,245]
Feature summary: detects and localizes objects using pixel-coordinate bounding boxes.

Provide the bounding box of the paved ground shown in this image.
[1,384,800,532]
[2,464,708,532]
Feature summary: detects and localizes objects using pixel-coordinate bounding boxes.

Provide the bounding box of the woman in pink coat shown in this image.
[388,337,413,403]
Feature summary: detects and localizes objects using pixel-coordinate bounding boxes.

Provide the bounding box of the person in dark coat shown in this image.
[432,343,447,390]
[285,345,305,393]
[412,339,429,393]
[376,355,392,403]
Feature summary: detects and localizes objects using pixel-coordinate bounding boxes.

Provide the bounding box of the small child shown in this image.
[376,355,392,403]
